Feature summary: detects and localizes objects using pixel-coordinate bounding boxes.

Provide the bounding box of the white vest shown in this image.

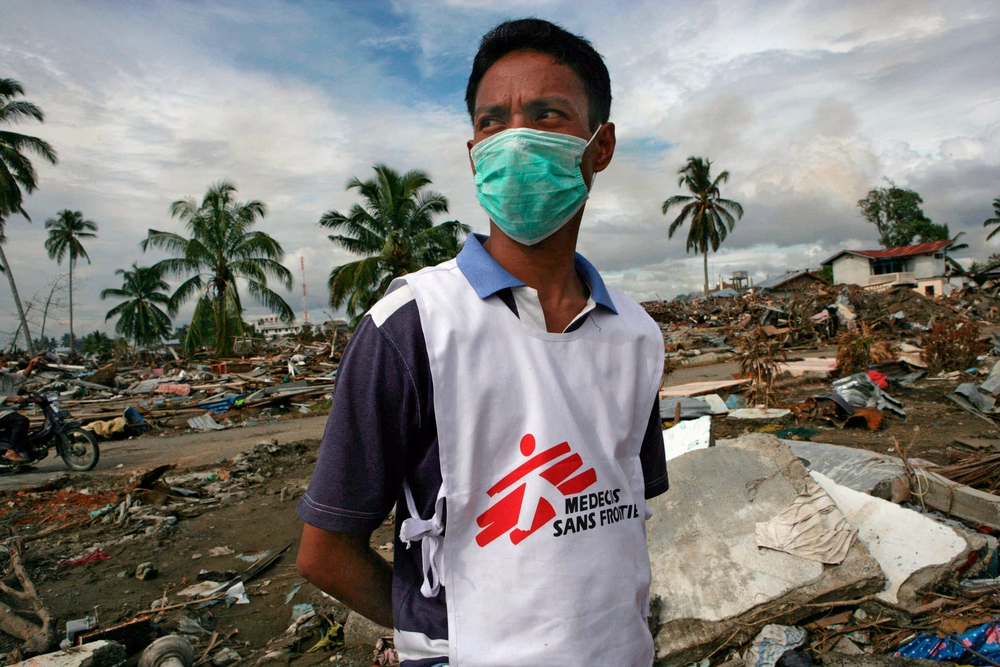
[398,259,663,667]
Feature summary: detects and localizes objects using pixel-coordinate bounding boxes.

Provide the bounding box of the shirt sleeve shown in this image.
[639,398,669,499]
[296,308,428,534]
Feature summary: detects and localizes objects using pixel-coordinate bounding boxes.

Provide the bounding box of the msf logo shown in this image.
[475,433,597,547]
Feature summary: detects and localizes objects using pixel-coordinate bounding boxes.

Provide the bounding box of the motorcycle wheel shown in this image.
[59,428,100,472]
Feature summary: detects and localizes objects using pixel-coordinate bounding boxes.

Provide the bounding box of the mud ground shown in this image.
[3,349,998,665]
[8,439,393,666]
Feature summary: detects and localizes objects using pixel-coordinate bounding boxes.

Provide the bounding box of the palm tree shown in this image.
[944,231,968,272]
[321,164,470,326]
[0,78,58,354]
[662,156,744,295]
[44,210,97,353]
[101,263,173,349]
[142,181,293,356]
[80,330,113,357]
[984,197,1000,241]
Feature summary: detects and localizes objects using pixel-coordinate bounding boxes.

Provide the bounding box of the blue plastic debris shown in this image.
[726,394,747,410]
[895,621,1000,665]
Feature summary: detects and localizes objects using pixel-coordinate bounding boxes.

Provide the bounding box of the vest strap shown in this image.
[399,481,446,598]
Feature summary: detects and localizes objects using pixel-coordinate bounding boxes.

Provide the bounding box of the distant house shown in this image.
[820,240,956,297]
[255,316,306,338]
[756,270,825,298]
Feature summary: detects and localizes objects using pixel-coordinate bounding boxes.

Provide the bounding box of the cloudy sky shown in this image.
[2,0,999,343]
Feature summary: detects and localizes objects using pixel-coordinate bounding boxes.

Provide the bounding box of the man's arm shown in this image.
[297,525,393,628]
[295,291,433,628]
[22,357,41,379]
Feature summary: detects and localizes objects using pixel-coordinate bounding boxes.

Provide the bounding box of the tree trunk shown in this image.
[39,275,61,341]
[68,262,75,352]
[0,244,35,355]
[703,249,710,296]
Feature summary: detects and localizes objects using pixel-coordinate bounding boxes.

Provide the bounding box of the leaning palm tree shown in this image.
[0,78,58,354]
[44,210,97,353]
[984,197,1000,241]
[662,156,744,295]
[101,263,173,349]
[321,164,470,326]
[142,181,294,356]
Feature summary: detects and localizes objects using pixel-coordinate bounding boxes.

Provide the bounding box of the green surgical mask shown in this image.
[471,126,601,245]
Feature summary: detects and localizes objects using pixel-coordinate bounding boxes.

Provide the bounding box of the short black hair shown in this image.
[465,18,611,131]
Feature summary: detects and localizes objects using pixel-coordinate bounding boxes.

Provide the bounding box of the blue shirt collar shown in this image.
[456,234,618,315]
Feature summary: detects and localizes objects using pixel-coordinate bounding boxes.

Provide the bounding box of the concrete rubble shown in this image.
[647,434,885,664]
[812,471,986,609]
[14,641,126,667]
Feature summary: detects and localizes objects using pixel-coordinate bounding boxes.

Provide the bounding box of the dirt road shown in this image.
[0,415,330,492]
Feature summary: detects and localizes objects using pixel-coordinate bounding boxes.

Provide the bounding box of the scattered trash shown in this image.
[755,476,856,564]
[662,415,714,461]
[236,550,271,563]
[744,625,808,667]
[135,562,157,580]
[895,620,1000,665]
[57,549,111,569]
[226,582,249,605]
[187,414,224,431]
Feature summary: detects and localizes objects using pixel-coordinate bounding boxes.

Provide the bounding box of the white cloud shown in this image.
[1,0,999,344]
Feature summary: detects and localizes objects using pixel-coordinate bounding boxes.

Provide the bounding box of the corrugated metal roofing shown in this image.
[849,240,954,259]
[821,239,954,266]
[756,270,816,290]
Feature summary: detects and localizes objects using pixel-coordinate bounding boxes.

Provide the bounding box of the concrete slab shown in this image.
[784,441,910,503]
[15,641,126,667]
[811,471,978,609]
[782,440,1000,530]
[647,434,884,664]
[660,379,749,398]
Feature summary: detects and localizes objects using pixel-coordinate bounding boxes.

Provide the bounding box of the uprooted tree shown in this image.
[0,538,56,656]
[737,325,785,407]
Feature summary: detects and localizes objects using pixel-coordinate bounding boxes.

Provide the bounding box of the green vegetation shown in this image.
[142,181,294,357]
[857,180,952,248]
[321,164,470,327]
[983,197,1000,241]
[662,156,744,296]
[44,210,98,352]
[101,263,173,349]
[0,78,58,354]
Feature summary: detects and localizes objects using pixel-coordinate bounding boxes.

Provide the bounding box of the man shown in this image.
[298,18,667,667]
[0,355,41,462]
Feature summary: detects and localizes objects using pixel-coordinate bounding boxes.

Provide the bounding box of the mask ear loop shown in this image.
[583,123,604,189]
[585,123,604,148]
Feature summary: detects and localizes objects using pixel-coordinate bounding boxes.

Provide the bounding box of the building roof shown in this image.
[756,269,819,290]
[820,239,954,266]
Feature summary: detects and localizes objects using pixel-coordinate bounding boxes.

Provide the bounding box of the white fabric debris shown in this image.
[755,477,856,564]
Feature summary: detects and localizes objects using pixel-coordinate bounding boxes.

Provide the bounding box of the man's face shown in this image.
[468,49,613,186]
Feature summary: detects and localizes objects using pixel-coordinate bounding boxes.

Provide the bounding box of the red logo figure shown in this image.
[475,433,597,546]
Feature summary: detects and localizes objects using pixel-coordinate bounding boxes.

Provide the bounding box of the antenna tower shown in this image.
[300,256,310,323]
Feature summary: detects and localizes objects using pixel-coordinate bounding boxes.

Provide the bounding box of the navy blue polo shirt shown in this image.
[298,234,668,666]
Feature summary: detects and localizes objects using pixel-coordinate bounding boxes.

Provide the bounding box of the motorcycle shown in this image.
[0,393,100,472]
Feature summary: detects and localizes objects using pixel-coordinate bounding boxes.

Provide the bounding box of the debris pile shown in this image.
[14,327,349,440]
[647,433,1000,666]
